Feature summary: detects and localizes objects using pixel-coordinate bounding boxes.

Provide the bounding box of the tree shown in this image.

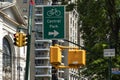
[77,0,120,79]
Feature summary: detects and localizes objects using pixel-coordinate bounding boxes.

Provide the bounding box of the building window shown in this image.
[2,37,12,80]
[35,42,50,49]
[23,0,27,3]
[35,51,44,57]
[35,7,42,14]
[35,0,43,5]
[35,68,47,75]
[34,24,42,32]
[35,51,48,57]
[34,16,42,23]
[2,0,12,2]
[35,59,44,66]
[35,32,42,40]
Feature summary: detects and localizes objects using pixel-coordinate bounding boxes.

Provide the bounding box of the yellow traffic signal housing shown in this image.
[18,33,23,47]
[14,33,27,47]
[22,33,27,46]
[14,32,23,47]
[50,46,62,65]
[68,50,86,67]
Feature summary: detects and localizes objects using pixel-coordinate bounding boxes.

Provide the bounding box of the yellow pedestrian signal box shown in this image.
[68,50,86,67]
[50,46,62,65]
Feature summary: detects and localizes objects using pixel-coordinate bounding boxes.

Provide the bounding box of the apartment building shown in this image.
[64,9,79,80]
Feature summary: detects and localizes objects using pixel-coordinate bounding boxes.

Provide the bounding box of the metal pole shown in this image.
[52,1,59,80]
[107,34,112,80]
[52,40,58,80]
[24,0,34,80]
[108,57,112,80]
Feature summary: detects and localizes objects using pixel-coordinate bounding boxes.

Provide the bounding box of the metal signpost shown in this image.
[104,49,115,80]
[43,6,65,39]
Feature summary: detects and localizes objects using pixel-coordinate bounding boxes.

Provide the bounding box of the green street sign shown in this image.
[43,6,65,39]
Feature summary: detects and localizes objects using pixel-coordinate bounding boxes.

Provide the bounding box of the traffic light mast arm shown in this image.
[63,39,91,52]
[63,39,85,49]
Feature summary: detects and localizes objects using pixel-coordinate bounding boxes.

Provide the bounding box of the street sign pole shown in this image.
[52,1,59,80]
[24,0,34,80]
[104,48,115,80]
[108,57,112,80]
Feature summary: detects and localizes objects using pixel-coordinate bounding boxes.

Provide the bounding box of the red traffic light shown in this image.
[14,32,19,37]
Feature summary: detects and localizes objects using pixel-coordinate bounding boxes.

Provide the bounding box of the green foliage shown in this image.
[66,3,76,11]
[61,0,76,11]
[77,0,120,79]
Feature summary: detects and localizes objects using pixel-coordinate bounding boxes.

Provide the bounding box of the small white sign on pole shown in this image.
[104,49,115,57]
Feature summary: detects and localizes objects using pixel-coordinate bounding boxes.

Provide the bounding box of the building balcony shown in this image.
[35,54,49,57]
[58,70,64,73]
[35,74,52,77]
[35,40,52,43]
[35,14,43,16]
[35,41,51,49]
[35,48,50,51]
[35,22,43,24]
[35,56,50,60]
[35,66,51,68]
[35,67,52,77]
[35,46,49,49]
[58,78,64,80]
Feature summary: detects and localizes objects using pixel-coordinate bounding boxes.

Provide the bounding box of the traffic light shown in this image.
[50,46,62,65]
[68,50,86,68]
[14,32,27,47]
[13,32,22,47]
[14,32,20,46]
[21,33,27,46]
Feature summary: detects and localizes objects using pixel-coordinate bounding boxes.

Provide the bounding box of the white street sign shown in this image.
[104,49,115,57]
